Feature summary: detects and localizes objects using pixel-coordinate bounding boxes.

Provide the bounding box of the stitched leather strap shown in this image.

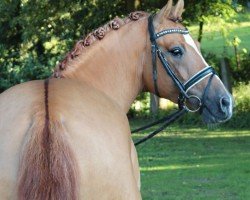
[184,66,215,92]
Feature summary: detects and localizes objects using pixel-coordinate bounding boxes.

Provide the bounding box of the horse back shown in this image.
[0,79,140,200]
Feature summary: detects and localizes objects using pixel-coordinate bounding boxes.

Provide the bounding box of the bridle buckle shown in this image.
[182,95,202,113]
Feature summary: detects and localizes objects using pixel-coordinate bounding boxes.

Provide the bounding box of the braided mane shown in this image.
[53,11,148,78]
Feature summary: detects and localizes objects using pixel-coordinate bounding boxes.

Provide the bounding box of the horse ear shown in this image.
[170,0,184,20]
[155,0,173,22]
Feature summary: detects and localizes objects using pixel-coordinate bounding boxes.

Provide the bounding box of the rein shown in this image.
[133,15,215,146]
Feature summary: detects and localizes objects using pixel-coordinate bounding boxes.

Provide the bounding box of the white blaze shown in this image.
[183,34,209,67]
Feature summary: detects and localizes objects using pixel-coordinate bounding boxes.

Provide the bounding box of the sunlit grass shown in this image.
[130,123,250,200]
[140,163,224,172]
[133,128,250,139]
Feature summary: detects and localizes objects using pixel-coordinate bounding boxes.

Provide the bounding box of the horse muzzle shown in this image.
[201,94,233,124]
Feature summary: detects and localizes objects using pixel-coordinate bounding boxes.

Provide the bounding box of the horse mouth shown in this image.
[201,106,233,124]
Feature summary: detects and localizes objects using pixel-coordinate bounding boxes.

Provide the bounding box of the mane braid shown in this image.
[53,11,148,78]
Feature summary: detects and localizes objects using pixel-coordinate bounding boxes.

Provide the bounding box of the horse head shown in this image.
[143,0,233,124]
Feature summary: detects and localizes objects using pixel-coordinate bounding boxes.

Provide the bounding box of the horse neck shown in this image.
[63,18,148,113]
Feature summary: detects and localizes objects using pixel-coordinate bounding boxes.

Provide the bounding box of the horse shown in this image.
[0,0,233,199]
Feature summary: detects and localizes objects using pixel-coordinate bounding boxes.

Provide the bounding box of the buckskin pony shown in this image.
[0,0,233,199]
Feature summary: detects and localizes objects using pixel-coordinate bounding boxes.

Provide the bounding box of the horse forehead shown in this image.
[159,33,185,47]
[183,34,209,67]
[183,34,199,52]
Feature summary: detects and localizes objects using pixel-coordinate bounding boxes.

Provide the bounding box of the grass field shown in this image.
[188,12,250,55]
[130,121,250,200]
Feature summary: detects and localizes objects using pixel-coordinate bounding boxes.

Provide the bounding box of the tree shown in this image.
[0,0,127,92]
[183,0,236,42]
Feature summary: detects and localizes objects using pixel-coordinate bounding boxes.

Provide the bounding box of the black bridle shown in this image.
[148,15,215,112]
[133,15,215,146]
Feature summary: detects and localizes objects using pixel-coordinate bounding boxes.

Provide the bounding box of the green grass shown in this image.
[130,122,250,200]
[188,12,250,55]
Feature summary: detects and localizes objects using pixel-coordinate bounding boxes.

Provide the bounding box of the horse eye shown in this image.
[169,48,183,57]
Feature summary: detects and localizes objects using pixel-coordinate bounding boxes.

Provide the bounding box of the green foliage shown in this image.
[0,0,127,92]
[230,51,250,83]
[202,47,250,84]
[128,93,151,118]
[222,83,250,128]
[183,0,237,23]
[234,83,250,113]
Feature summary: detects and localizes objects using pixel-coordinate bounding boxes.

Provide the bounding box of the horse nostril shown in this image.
[220,96,230,113]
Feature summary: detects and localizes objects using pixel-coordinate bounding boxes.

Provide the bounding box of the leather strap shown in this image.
[184,66,215,92]
[148,15,160,96]
[157,50,187,97]
[151,43,160,96]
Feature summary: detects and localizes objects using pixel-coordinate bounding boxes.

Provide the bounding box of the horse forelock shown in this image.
[53,11,148,78]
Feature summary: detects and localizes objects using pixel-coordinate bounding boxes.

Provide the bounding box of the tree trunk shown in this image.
[247,1,250,9]
[198,21,204,42]
[220,58,232,93]
[198,1,206,43]
[125,0,141,11]
[233,37,241,69]
[150,94,159,118]
[125,0,136,12]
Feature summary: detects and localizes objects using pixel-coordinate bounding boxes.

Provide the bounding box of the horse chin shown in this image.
[201,106,232,125]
